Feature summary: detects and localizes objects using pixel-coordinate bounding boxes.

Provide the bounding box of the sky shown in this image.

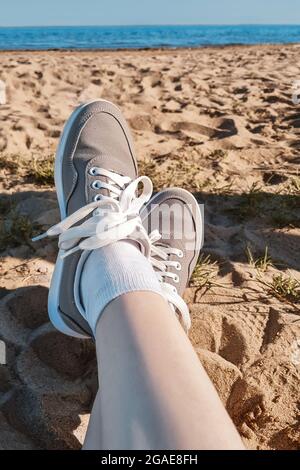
[0,0,300,27]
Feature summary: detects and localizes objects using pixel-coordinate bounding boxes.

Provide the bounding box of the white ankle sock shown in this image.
[80,240,163,334]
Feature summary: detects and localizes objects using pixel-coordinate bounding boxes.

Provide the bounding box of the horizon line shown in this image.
[1,23,300,28]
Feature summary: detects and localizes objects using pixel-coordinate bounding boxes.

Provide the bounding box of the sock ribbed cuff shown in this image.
[80,241,163,334]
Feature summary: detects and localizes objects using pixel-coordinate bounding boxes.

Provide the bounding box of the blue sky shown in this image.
[1,0,300,26]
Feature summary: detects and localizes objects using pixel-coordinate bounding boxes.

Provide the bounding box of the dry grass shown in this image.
[27,155,55,186]
[0,153,54,186]
[223,182,299,227]
[139,157,210,193]
[0,154,19,171]
[246,245,273,272]
[207,149,228,160]
[257,272,300,308]
[225,182,265,221]
[267,273,300,304]
[189,253,219,291]
[0,212,41,251]
[285,176,300,195]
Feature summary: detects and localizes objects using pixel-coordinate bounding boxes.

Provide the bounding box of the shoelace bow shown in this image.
[33,168,152,258]
[34,167,190,330]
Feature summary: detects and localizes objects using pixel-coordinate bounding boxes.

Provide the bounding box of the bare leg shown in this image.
[83,291,245,450]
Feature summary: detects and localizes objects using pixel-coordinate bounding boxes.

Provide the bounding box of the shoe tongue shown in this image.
[98,174,111,199]
[86,155,132,202]
[88,154,135,180]
[159,232,185,253]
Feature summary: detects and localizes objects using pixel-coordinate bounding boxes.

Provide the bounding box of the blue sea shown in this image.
[0,25,299,50]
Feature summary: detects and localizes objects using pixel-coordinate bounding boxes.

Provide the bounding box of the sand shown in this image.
[0,45,299,450]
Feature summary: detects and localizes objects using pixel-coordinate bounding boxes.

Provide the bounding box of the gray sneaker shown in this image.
[46,99,140,339]
[39,100,203,338]
[141,188,204,330]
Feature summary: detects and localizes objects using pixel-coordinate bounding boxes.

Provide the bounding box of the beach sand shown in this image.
[0,45,299,450]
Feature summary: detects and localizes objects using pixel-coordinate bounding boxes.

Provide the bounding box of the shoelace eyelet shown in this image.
[177,250,184,258]
[91,180,102,190]
[94,194,102,202]
[89,167,99,176]
[175,262,182,271]
[174,275,180,283]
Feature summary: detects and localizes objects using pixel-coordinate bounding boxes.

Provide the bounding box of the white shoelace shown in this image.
[148,231,191,330]
[33,167,190,329]
[33,169,153,257]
